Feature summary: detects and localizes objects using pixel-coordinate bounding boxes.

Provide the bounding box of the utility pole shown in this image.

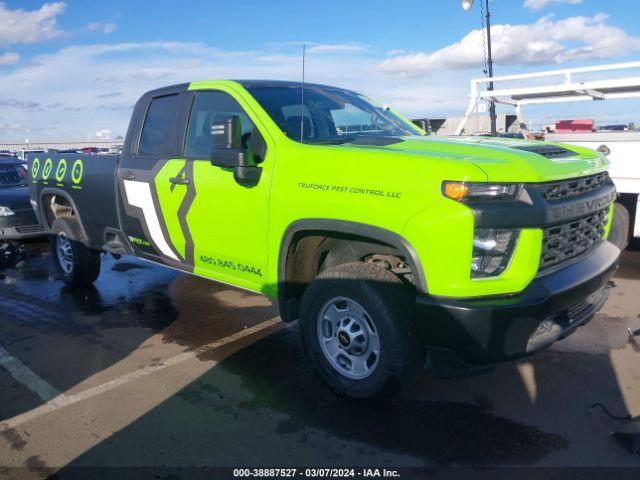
[484,0,497,135]
[461,0,497,135]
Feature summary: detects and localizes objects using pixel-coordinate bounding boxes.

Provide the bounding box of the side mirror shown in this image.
[210,115,262,187]
[212,115,242,150]
[210,115,244,168]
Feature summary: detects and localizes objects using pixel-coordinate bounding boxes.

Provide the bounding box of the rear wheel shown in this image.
[609,202,630,251]
[50,217,101,287]
[299,262,425,400]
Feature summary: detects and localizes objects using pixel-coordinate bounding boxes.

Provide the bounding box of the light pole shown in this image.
[461,0,497,135]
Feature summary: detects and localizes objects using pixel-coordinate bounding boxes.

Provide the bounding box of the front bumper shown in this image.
[416,240,619,365]
[0,224,46,239]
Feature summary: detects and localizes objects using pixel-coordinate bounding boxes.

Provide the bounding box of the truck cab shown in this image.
[29,80,619,399]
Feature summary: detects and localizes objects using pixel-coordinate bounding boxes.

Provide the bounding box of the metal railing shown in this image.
[455,60,640,135]
[0,140,124,153]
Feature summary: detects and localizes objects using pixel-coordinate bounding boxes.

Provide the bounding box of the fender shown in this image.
[278,218,427,293]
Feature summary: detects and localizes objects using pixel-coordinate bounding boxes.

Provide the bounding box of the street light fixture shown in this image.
[461,0,497,135]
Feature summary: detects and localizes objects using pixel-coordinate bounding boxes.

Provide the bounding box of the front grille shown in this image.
[539,208,608,272]
[514,144,575,159]
[15,224,44,234]
[533,172,610,201]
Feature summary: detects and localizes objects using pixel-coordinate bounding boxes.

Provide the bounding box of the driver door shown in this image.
[175,89,274,291]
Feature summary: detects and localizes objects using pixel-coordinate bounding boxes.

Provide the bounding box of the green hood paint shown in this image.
[341,135,609,183]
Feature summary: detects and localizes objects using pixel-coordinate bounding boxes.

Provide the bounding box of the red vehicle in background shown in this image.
[554,119,595,133]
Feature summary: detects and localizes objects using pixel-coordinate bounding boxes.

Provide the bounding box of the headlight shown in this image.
[471,228,519,278]
[443,181,521,201]
[0,206,15,217]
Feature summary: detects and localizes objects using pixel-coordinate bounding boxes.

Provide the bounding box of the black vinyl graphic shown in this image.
[176,161,196,267]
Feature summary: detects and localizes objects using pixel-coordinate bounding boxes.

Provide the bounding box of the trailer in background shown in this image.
[455,61,640,248]
[546,131,640,247]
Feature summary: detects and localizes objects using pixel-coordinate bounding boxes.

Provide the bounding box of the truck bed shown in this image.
[29,153,120,246]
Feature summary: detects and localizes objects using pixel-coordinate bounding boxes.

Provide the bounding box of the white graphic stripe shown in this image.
[123,180,179,261]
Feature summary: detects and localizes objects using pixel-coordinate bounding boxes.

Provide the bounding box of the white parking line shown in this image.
[0,316,285,432]
[0,346,62,402]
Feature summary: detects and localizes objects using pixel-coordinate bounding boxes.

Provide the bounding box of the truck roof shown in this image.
[234,80,346,90]
[143,80,352,97]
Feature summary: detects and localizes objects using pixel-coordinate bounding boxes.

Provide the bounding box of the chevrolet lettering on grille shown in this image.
[548,191,616,222]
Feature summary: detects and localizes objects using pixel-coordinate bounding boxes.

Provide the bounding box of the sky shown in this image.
[0,0,639,141]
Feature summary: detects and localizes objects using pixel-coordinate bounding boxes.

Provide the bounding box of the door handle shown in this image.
[119,171,136,181]
[169,176,190,185]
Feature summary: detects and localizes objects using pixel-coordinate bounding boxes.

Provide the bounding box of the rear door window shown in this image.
[138,94,180,156]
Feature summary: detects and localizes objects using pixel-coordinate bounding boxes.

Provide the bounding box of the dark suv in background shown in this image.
[0,156,44,240]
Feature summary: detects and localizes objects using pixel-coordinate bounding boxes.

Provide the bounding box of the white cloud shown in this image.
[103,23,117,34]
[523,0,582,11]
[0,52,19,65]
[0,2,66,47]
[0,41,463,140]
[282,42,367,55]
[379,14,640,77]
[87,22,117,34]
[306,43,366,54]
[0,35,638,141]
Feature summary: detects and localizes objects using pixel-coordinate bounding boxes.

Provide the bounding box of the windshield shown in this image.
[244,84,423,144]
[0,164,27,187]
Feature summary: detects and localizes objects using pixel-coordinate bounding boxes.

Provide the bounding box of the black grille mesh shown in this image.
[534,172,610,201]
[514,144,575,159]
[540,208,608,272]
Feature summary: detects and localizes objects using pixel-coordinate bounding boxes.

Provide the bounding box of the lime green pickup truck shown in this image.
[29,80,620,399]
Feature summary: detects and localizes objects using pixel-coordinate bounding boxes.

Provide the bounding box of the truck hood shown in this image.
[346,136,608,183]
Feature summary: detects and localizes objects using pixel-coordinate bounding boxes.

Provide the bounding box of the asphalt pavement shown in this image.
[0,240,639,477]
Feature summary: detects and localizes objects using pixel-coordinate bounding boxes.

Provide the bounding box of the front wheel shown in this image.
[50,217,101,288]
[299,262,425,400]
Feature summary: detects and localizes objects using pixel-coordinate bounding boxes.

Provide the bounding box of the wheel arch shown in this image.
[39,187,90,242]
[277,219,426,322]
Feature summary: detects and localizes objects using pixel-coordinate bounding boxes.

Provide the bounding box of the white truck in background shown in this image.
[546,131,640,248]
[455,61,640,249]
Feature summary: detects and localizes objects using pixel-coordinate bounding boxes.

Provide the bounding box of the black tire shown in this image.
[609,202,630,251]
[50,217,101,287]
[299,262,425,400]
